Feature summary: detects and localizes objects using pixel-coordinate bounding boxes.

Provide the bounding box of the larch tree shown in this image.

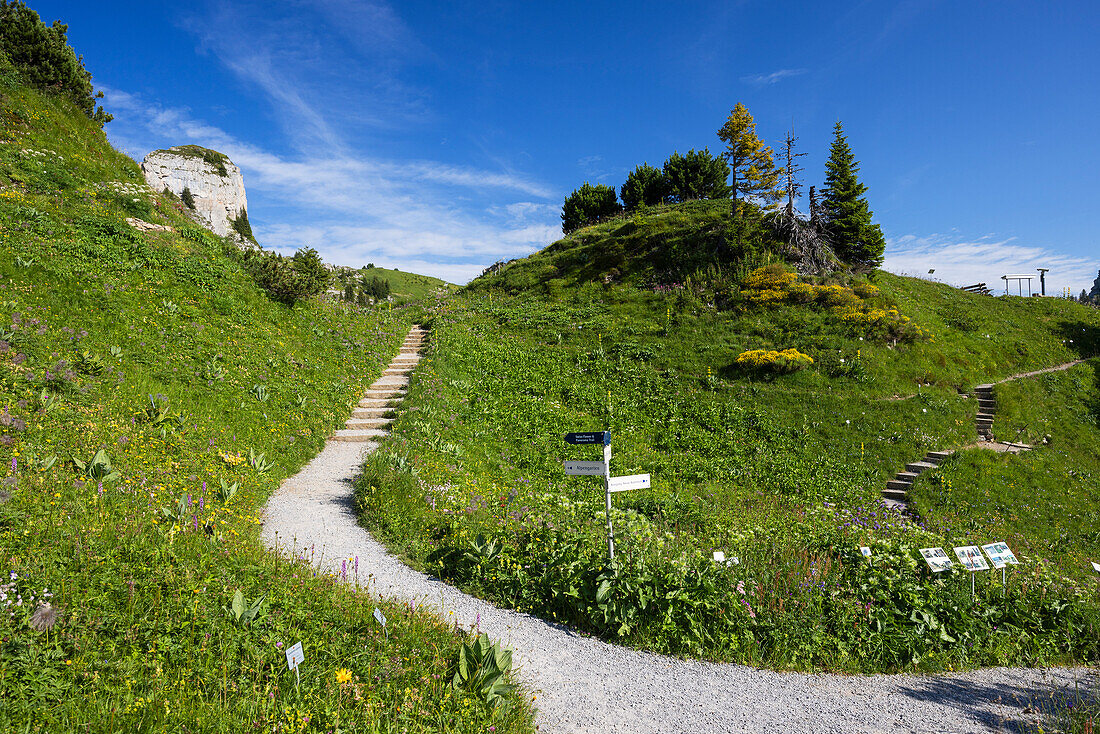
[716,103,781,217]
[819,121,885,269]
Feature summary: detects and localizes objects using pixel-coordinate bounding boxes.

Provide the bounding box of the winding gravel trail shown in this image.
[261,330,1094,734]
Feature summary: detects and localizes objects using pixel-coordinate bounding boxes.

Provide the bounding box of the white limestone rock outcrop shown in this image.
[141,146,247,238]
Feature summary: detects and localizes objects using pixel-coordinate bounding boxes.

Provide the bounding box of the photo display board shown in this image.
[919,547,953,572]
[981,542,1019,569]
[954,545,990,571]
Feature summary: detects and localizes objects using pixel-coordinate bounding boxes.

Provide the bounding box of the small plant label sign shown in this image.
[712,551,725,563]
[373,607,387,627]
[981,542,1019,569]
[1091,561,1100,574]
[860,546,872,559]
[954,546,990,572]
[285,641,304,671]
[920,547,953,572]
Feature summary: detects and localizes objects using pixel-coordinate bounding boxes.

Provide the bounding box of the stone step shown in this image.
[976,411,995,419]
[332,429,387,442]
[363,387,407,398]
[383,366,415,374]
[905,461,937,473]
[352,408,390,419]
[896,472,920,482]
[926,450,954,460]
[371,376,409,388]
[974,384,994,391]
[886,480,913,492]
[882,498,909,512]
[883,488,910,501]
[976,419,994,427]
[922,455,943,465]
[977,398,996,406]
[346,418,392,429]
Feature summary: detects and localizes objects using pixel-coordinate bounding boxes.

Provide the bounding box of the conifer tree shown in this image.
[1089,269,1100,302]
[820,121,885,269]
[716,103,781,216]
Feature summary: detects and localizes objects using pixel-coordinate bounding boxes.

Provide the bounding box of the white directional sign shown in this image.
[563,460,607,476]
[608,473,651,492]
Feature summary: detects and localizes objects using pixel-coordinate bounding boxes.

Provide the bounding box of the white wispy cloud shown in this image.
[102,88,559,283]
[883,233,1100,295]
[740,68,807,86]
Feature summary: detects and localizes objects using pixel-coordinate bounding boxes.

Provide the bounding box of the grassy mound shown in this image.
[0,54,533,732]
[355,202,1100,672]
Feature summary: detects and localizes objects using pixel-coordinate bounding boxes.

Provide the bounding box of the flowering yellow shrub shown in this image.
[735,348,814,374]
[851,281,880,299]
[743,288,788,306]
[813,284,861,309]
[741,265,797,292]
[787,281,815,303]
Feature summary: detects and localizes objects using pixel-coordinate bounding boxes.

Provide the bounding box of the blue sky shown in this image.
[37,0,1100,289]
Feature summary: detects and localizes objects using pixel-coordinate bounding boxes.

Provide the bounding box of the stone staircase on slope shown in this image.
[881,449,954,512]
[332,326,427,442]
[881,379,1038,512]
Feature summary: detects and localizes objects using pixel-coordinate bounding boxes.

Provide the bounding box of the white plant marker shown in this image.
[1092,561,1100,574]
[373,607,388,639]
[285,641,304,687]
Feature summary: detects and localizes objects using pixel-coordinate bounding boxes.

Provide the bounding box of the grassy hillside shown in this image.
[335,265,455,303]
[0,53,532,733]
[356,201,1100,672]
[910,359,1100,582]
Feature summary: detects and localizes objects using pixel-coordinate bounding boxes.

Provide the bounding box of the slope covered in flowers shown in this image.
[0,52,533,733]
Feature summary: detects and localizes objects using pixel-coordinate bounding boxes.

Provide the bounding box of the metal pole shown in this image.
[604,440,614,561]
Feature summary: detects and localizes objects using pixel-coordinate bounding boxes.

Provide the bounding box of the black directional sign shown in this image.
[564,431,611,445]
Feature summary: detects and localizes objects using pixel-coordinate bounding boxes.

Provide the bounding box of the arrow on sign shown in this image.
[563,460,607,476]
[564,431,611,445]
[608,473,650,492]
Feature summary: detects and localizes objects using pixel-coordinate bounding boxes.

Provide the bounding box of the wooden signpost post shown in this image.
[562,430,650,561]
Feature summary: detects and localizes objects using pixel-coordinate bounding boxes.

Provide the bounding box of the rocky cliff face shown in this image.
[141,146,247,238]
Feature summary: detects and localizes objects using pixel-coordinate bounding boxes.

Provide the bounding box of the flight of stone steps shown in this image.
[332,325,427,443]
[974,383,996,441]
[880,379,1039,512]
[881,449,954,513]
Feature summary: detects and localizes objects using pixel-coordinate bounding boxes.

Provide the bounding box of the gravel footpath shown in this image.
[261,338,1095,734]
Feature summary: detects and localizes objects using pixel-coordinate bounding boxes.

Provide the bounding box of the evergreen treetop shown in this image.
[820,121,885,269]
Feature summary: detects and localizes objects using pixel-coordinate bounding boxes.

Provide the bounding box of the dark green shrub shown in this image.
[237,247,330,305]
[663,148,730,202]
[562,183,621,234]
[620,164,670,211]
[181,186,195,209]
[230,209,255,242]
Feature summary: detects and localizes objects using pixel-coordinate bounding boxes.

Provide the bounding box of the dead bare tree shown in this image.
[780,130,807,221]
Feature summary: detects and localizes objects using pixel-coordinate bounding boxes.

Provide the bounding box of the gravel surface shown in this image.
[261,334,1095,734]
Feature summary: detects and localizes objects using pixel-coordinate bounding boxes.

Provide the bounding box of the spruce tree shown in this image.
[820,121,885,269]
[1089,269,1100,302]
